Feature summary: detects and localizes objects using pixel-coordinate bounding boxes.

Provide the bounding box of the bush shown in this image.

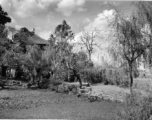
[119,77,129,88]
[49,79,63,91]
[103,68,129,87]
[80,67,129,87]
[116,92,152,120]
[37,78,50,89]
[81,68,103,84]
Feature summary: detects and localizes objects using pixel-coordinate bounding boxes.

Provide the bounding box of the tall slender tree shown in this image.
[136,1,152,66]
[112,12,146,93]
[55,20,74,42]
[47,20,85,87]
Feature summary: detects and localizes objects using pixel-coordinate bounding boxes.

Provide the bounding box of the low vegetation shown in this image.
[81,67,129,88]
[116,91,152,120]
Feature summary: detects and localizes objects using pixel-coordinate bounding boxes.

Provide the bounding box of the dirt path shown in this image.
[0,89,122,120]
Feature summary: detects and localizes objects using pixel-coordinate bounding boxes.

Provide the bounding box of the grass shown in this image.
[116,91,152,120]
[133,77,152,92]
[0,89,123,120]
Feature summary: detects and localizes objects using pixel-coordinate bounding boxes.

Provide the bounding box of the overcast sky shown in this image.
[0,0,134,65]
[0,0,133,39]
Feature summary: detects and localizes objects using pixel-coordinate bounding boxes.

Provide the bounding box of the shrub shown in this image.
[81,68,103,84]
[116,92,152,120]
[80,67,129,87]
[49,79,63,91]
[37,78,50,89]
[119,77,129,88]
[103,68,129,87]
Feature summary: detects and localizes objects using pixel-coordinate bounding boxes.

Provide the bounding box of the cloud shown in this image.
[77,9,116,44]
[1,0,86,17]
[35,26,41,31]
[83,17,91,23]
[6,15,16,24]
[56,0,86,16]
[38,31,52,40]
[46,12,54,24]
[15,25,23,30]
[85,9,116,65]
[0,0,57,18]
[37,0,58,8]
[0,0,12,12]
[85,9,115,31]
[14,0,40,18]
[77,7,87,12]
[13,0,45,18]
[103,1,120,6]
[73,9,116,66]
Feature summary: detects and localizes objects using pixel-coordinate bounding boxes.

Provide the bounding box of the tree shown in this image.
[12,27,36,55]
[135,2,152,66]
[47,20,87,87]
[43,40,61,80]
[54,20,74,61]
[22,44,50,88]
[48,20,74,77]
[55,20,74,42]
[47,36,74,82]
[63,51,90,87]
[14,27,34,45]
[0,25,13,77]
[79,29,99,61]
[0,5,11,25]
[112,13,146,93]
[0,5,12,63]
[2,27,36,79]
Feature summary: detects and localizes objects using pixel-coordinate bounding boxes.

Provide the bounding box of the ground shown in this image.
[0,77,149,119]
[65,80,150,102]
[0,88,122,120]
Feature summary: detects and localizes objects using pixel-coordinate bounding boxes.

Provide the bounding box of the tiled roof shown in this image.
[6,26,49,45]
[28,34,49,45]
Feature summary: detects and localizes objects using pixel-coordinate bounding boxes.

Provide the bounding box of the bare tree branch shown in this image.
[79,28,102,61]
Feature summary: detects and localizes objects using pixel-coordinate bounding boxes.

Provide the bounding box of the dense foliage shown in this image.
[0,5,11,25]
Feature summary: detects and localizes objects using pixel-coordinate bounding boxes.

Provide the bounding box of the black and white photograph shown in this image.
[0,0,152,120]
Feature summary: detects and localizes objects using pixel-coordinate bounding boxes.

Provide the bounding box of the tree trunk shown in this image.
[49,71,53,80]
[129,63,133,94]
[76,74,82,88]
[1,64,7,77]
[52,71,55,81]
[88,52,91,61]
[67,70,70,82]
[73,69,82,88]
[33,67,37,84]
[37,75,42,89]
[30,74,33,84]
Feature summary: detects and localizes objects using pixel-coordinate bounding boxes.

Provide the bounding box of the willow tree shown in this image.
[135,1,152,66]
[112,13,147,93]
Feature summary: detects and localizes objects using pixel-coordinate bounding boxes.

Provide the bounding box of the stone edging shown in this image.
[53,83,126,103]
